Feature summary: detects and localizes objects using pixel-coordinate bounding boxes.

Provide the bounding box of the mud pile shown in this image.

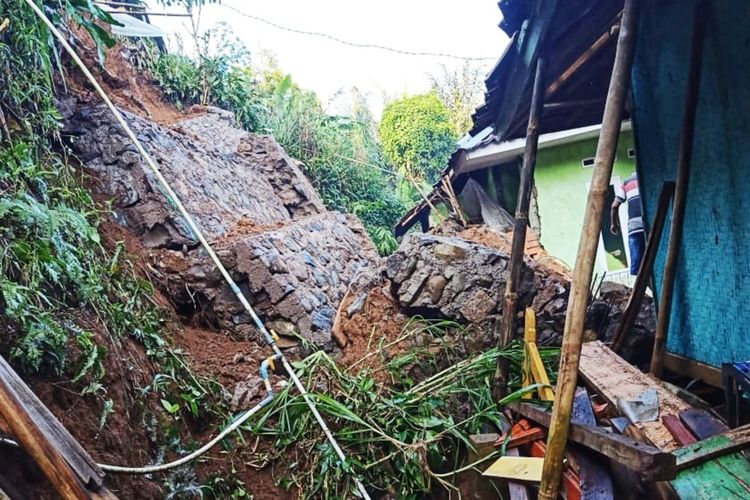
[63,103,378,348]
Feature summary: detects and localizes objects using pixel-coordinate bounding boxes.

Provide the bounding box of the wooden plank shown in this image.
[662,415,697,446]
[506,448,531,500]
[663,352,723,388]
[522,309,535,399]
[539,4,638,497]
[571,388,614,500]
[483,456,544,482]
[579,341,691,451]
[465,433,502,500]
[0,357,91,499]
[674,422,750,470]
[510,402,675,481]
[671,454,750,498]
[528,342,555,401]
[679,409,729,440]
[545,21,619,97]
[0,356,103,487]
[496,59,546,400]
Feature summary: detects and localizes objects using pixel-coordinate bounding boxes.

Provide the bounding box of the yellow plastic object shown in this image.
[267,357,276,371]
[522,308,536,399]
[482,456,544,482]
[523,308,555,401]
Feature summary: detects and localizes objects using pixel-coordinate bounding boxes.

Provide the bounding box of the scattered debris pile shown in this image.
[338,227,655,366]
[63,103,378,349]
[477,340,749,499]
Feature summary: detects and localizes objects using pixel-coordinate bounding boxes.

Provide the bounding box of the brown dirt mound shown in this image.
[455,224,572,277]
[335,281,410,376]
[64,24,186,124]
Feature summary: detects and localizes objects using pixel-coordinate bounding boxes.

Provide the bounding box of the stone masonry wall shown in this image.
[153,213,377,348]
[63,102,379,347]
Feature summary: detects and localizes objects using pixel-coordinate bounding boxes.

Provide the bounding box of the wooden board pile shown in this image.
[474,332,750,499]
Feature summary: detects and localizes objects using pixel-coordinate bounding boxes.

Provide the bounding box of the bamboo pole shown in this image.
[538,1,638,498]
[650,1,708,378]
[612,181,674,352]
[493,58,545,400]
[0,359,89,499]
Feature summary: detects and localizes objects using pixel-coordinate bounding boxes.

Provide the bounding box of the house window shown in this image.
[581,157,595,168]
[627,148,636,159]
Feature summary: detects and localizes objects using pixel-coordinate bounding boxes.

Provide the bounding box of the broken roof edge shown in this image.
[459,120,632,175]
[393,120,632,235]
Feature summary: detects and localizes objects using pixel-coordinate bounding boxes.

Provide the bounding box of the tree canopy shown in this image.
[378,93,456,195]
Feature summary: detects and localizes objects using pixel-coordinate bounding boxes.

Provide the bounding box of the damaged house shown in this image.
[397,0,750,497]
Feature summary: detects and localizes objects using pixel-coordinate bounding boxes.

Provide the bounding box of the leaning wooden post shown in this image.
[0,358,90,499]
[494,58,545,400]
[649,1,707,378]
[538,2,637,499]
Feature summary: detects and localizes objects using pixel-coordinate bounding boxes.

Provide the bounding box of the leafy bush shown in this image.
[0,0,217,420]
[250,318,559,498]
[379,92,457,202]
[259,75,406,254]
[149,50,264,132]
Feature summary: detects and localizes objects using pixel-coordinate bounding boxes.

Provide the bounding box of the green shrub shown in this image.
[379,93,456,203]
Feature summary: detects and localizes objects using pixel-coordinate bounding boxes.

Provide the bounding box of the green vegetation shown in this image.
[429,62,485,137]
[245,318,558,499]
[0,0,219,439]
[379,93,457,203]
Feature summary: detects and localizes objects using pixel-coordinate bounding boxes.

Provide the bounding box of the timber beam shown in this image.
[510,401,676,481]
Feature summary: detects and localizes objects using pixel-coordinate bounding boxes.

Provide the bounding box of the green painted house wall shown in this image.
[533,130,636,270]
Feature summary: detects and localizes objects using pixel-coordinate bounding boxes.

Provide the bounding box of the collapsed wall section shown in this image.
[348,231,654,364]
[64,104,294,248]
[153,213,376,347]
[176,107,326,219]
[63,102,379,347]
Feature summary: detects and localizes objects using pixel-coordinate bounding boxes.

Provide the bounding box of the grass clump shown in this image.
[245,318,558,499]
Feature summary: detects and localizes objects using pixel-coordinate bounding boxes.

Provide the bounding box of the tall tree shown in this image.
[378,92,456,201]
[429,62,485,137]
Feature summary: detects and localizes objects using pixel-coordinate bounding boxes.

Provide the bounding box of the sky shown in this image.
[144,0,509,117]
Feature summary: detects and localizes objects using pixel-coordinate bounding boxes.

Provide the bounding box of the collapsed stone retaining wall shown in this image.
[349,232,655,364]
[63,102,378,348]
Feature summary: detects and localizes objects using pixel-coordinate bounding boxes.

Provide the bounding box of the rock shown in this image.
[424,275,448,303]
[231,375,263,411]
[385,234,521,328]
[346,293,368,317]
[266,319,296,337]
[434,242,468,261]
[275,336,300,349]
[375,231,655,362]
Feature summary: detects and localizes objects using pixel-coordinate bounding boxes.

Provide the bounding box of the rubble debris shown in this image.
[153,213,377,347]
[617,388,660,423]
[371,230,654,361]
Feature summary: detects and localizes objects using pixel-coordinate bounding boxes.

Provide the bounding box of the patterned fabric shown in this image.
[615,172,644,235]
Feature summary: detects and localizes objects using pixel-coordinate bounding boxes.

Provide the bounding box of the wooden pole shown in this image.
[538,1,638,498]
[612,181,674,352]
[649,1,708,378]
[0,360,90,499]
[494,58,545,400]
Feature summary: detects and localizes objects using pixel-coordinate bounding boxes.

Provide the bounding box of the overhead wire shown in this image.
[22,1,371,497]
[223,4,497,61]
